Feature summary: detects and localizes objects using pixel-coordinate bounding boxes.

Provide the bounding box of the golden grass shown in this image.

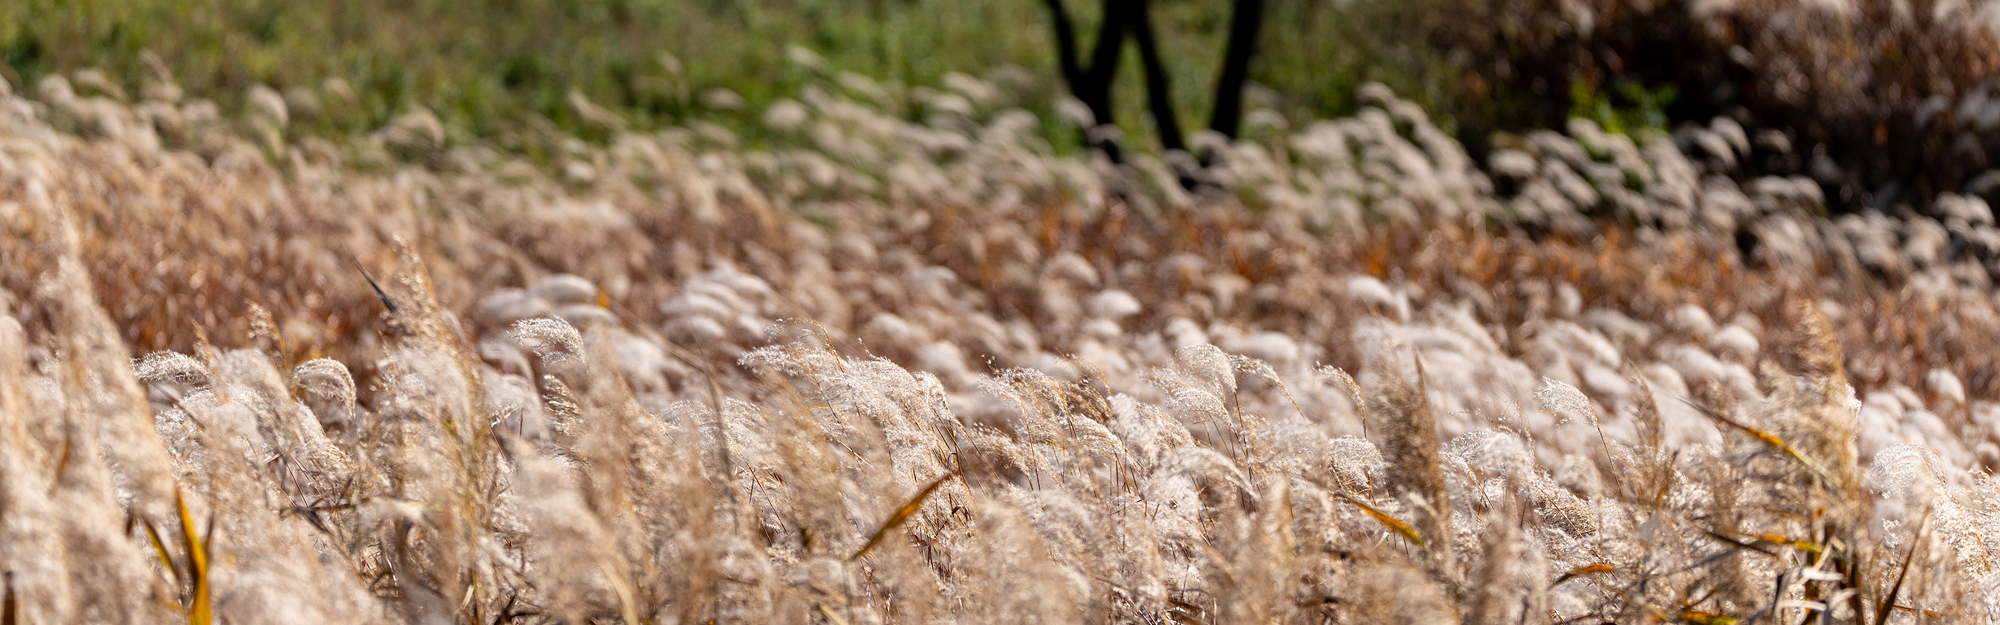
[3,66,1999,623]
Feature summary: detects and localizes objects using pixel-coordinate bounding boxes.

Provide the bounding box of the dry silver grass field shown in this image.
[5,66,2000,624]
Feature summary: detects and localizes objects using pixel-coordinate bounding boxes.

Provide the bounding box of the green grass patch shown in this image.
[2,0,1467,152]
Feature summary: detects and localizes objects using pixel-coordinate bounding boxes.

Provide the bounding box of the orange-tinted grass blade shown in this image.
[1889,605,1942,618]
[850,472,957,561]
[1294,475,1427,548]
[1553,563,1616,586]
[1698,528,1780,557]
[176,489,211,625]
[1335,492,1426,548]
[1678,398,1831,483]
[1749,533,1823,556]
[143,520,183,590]
[1677,610,1738,624]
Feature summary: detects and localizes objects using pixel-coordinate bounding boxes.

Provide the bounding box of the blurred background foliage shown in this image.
[11,0,2000,212]
[0,0,1462,151]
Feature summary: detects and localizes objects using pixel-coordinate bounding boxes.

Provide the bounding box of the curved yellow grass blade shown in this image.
[850,472,957,562]
[176,489,211,625]
[142,520,182,589]
[1553,563,1615,587]
[1294,474,1427,548]
[1334,491,1426,548]
[1678,398,1831,483]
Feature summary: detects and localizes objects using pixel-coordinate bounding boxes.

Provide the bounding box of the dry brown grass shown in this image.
[4,66,2000,623]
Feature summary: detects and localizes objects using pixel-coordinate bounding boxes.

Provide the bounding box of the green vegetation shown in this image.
[1570,78,1676,136]
[2,0,1459,150]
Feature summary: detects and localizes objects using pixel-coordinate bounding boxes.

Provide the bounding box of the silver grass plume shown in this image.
[1363,348,1454,580]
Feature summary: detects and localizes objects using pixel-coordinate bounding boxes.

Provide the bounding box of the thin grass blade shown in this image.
[1336,491,1426,548]
[1679,398,1831,483]
[3,571,16,625]
[1553,563,1615,587]
[850,472,957,561]
[176,489,211,625]
[1875,506,1932,625]
[142,520,183,590]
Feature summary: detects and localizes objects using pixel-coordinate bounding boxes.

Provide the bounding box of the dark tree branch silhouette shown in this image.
[1045,0,1087,98]
[1041,0,1267,174]
[1043,0,1132,162]
[1208,0,1267,143]
[1131,0,1186,153]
